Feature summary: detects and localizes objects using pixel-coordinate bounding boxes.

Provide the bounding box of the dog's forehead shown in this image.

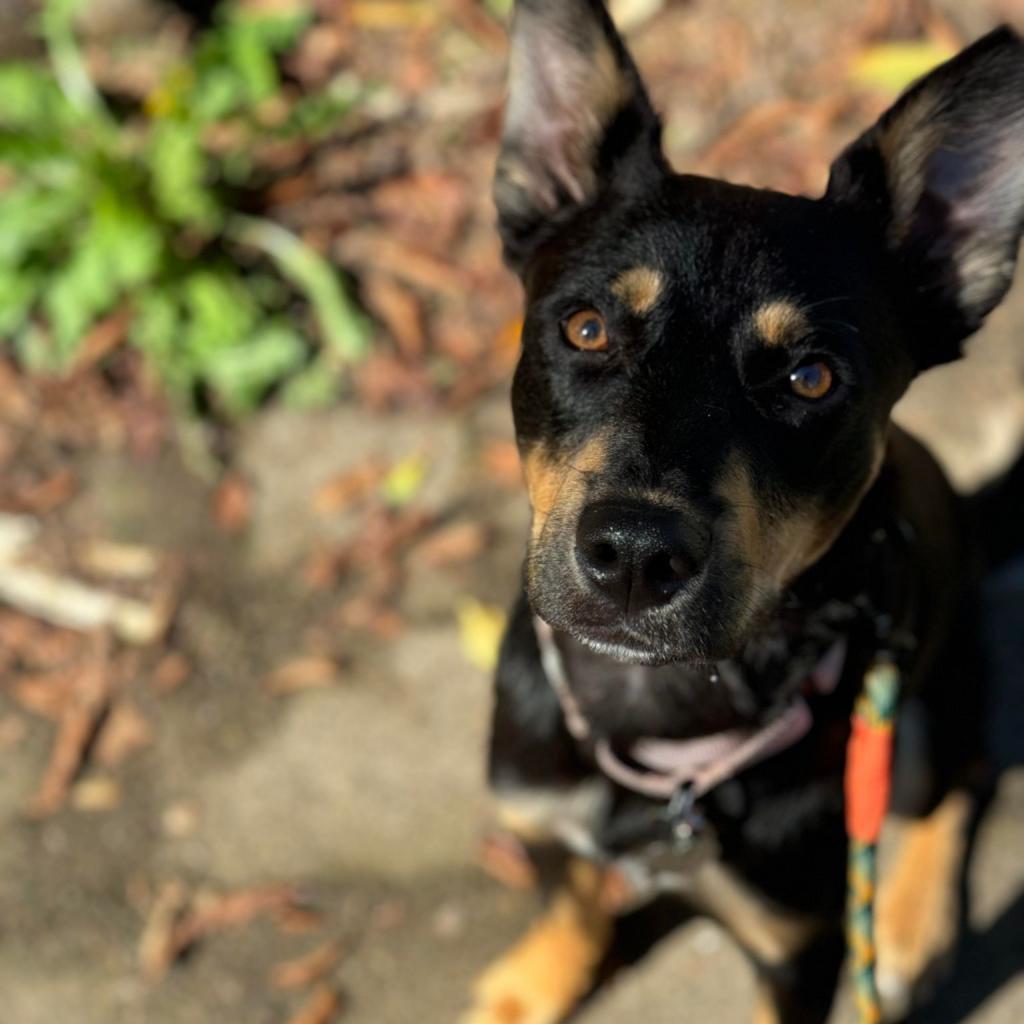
[533,176,870,331]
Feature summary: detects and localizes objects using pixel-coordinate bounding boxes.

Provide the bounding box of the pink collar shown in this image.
[534,616,846,802]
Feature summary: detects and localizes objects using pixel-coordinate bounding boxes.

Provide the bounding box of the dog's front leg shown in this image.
[874,788,973,1020]
[692,860,842,1024]
[462,857,614,1024]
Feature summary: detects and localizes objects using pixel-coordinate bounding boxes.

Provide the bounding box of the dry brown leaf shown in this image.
[337,232,470,297]
[477,832,538,892]
[212,473,251,533]
[286,984,342,1024]
[26,652,112,818]
[263,656,340,696]
[481,440,522,488]
[275,905,326,935]
[493,317,523,370]
[353,351,435,410]
[173,884,300,951]
[9,670,76,721]
[269,940,342,991]
[93,700,153,766]
[141,882,303,980]
[139,879,189,981]
[371,172,469,248]
[312,461,386,516]
[410,521,485,568]
[70,307,132,374]
[152,651,190,696]
[335,596,403,638]
[350,0,437,29]
[362,274,426,360]
[5,468,78,515]
[302,547,347,591]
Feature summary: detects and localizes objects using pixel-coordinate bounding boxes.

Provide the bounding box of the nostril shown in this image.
[646,551,691,589]
[592,541,618,566]
[669,554,690,580]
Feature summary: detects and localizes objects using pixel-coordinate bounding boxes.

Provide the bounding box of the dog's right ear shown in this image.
[494,0,666,272]
[827,27,1024,368]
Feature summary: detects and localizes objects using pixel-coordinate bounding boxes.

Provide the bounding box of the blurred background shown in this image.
[0,1,1022,1021]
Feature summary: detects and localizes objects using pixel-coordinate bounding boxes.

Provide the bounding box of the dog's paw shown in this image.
[461,948,585,1024]
[462,865,612,1024]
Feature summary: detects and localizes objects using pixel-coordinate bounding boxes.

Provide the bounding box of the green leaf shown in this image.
[226,216,371,361]
[148,120,220,227]
[92,191,163,288]
[39,193,164,362]
[182,270,258,360]
[0,265,43,337]
[281,357,341,409]
[223,21,279,102]
[202,321,306,413]
[42,222,120,360]
[189,66,246,123]
[0,63,65,128]
[0,185,85,264]
[132,289,180,363]
[14,321,59,373]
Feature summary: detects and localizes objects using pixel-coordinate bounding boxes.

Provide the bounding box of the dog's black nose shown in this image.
[575,501,697,614]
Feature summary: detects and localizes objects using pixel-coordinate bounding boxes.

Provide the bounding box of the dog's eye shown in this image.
[789,360,834,400]
[562,310,608,351]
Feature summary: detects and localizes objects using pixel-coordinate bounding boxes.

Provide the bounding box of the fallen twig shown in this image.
[26,642,112,817]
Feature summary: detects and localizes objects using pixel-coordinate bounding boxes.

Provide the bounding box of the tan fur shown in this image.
[753,983,783,1024]
[753,300,809,348]
[612,266,664,315]
[521,435,609,542]
[494,781,607,850]
[716,442,886,589]
[462,860,613,1024]
[692,860,818,967]
[875,791,972,1018]
[714,453,821,588]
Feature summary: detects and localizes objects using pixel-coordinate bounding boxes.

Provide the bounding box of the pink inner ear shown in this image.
[503,25,620,210]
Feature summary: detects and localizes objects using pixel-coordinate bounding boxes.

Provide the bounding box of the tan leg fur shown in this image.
[462,860,613,1024]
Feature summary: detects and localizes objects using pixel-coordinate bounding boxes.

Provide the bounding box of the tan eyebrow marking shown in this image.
[611,267,663,316]
[753,300,810,347]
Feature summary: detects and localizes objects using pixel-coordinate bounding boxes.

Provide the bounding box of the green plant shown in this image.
[0,0,370,415]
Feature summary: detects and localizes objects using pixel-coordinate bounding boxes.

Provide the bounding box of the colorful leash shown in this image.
[844,656,901,1024]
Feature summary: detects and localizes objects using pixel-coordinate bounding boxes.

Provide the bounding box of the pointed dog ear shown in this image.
[494,0,666,271]
[827,27,1024,368]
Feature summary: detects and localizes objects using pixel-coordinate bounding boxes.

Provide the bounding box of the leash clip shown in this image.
[664,783,705,846]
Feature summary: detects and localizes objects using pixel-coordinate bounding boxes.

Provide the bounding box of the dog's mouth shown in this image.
[528,556,778,668]
[565,625,682,667]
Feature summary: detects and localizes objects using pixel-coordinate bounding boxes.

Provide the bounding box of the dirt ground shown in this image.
[2,2,1024,1023]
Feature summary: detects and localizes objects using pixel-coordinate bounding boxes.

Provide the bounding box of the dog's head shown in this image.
[495,1,1024,666]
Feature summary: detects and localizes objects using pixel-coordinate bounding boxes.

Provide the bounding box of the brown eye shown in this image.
[563,309,608,351]
[789,360,834,400]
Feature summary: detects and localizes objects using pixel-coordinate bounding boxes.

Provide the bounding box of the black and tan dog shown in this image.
[466,4,1024,1023]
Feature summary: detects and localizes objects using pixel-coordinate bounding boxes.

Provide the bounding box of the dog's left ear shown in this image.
[494,0,666,271]
[827,27,1024,368]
